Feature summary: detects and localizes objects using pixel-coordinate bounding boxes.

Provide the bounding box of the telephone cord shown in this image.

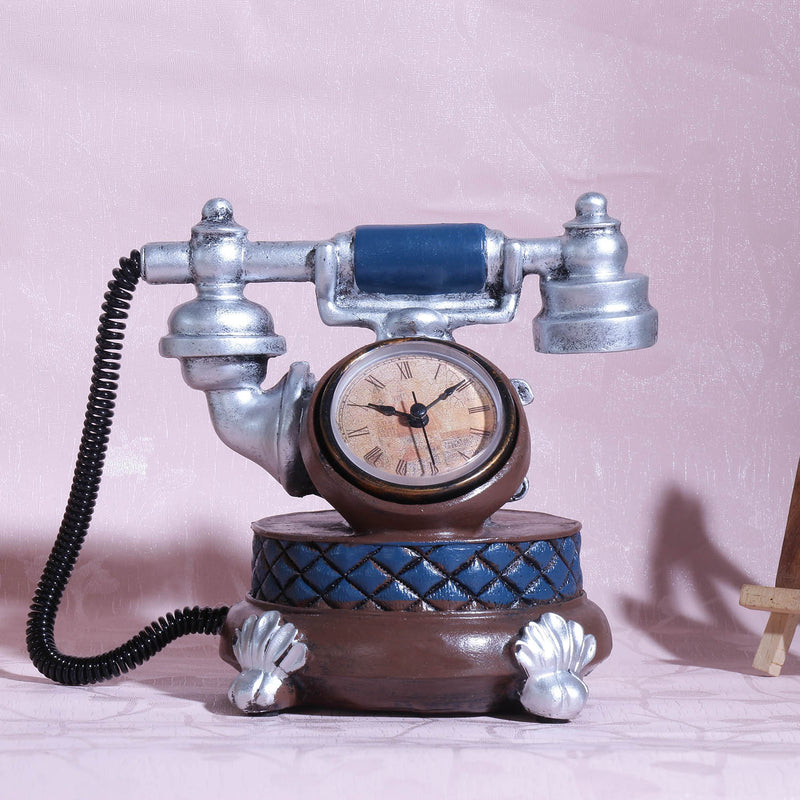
[26,251,229,685]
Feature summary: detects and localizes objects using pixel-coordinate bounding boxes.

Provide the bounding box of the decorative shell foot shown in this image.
[228,612,308,715]
[514,612,597,721]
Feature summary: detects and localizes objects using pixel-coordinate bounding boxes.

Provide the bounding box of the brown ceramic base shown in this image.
[221,592,611,715]
[222,508,611,715]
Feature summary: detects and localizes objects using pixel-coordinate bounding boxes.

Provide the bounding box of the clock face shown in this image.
[315,339,518,501]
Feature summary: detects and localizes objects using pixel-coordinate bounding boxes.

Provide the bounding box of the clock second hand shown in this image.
[412,391,437,473]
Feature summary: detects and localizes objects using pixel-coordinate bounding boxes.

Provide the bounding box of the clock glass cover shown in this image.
[316,339,518,501]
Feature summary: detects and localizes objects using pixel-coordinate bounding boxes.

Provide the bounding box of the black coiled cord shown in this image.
[26,251,229,685]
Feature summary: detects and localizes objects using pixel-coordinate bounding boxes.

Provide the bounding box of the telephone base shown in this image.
[219,509,611,717]
[222,593,609,716]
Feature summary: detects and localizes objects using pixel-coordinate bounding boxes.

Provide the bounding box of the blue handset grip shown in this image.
[353,224,487,295]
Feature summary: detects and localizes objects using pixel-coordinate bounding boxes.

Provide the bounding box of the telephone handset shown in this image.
[28,194,657,719]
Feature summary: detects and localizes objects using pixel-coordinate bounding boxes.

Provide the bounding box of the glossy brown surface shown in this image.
[221,593,611,715]
[301,339,530,536]
[262,338,607,714]
[302,387,530,538]
[252,508,581,544]
[225,508,610,715]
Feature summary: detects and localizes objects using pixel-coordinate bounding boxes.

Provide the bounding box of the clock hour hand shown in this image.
[363,402,412,420]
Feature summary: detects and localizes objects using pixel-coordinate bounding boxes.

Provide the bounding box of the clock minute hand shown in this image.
[422,380,467,412]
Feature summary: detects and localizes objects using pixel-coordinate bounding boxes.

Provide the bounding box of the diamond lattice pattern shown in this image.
[251,535,583,612]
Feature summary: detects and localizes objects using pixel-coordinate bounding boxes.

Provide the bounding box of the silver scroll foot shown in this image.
[514,612,597,721]
[228,611,308,714]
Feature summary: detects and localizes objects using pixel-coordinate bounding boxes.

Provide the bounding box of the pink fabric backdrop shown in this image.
[2,1,799,797]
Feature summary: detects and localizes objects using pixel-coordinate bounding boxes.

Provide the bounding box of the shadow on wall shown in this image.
[621,485,800,675]
[1,527,248,664]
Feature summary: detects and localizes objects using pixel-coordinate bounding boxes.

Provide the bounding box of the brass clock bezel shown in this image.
[313,338,519,504]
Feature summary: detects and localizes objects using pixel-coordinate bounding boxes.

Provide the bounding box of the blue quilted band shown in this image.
[251,534,583,612]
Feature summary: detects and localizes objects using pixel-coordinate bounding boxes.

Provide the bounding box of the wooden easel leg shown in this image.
[753,612,800,676]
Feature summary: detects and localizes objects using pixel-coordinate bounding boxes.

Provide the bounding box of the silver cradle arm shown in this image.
[143,200,318,497]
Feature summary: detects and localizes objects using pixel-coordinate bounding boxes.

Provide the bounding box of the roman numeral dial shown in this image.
[320,339,514,495]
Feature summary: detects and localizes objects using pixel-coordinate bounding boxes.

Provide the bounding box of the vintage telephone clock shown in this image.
[28,193,657,720]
